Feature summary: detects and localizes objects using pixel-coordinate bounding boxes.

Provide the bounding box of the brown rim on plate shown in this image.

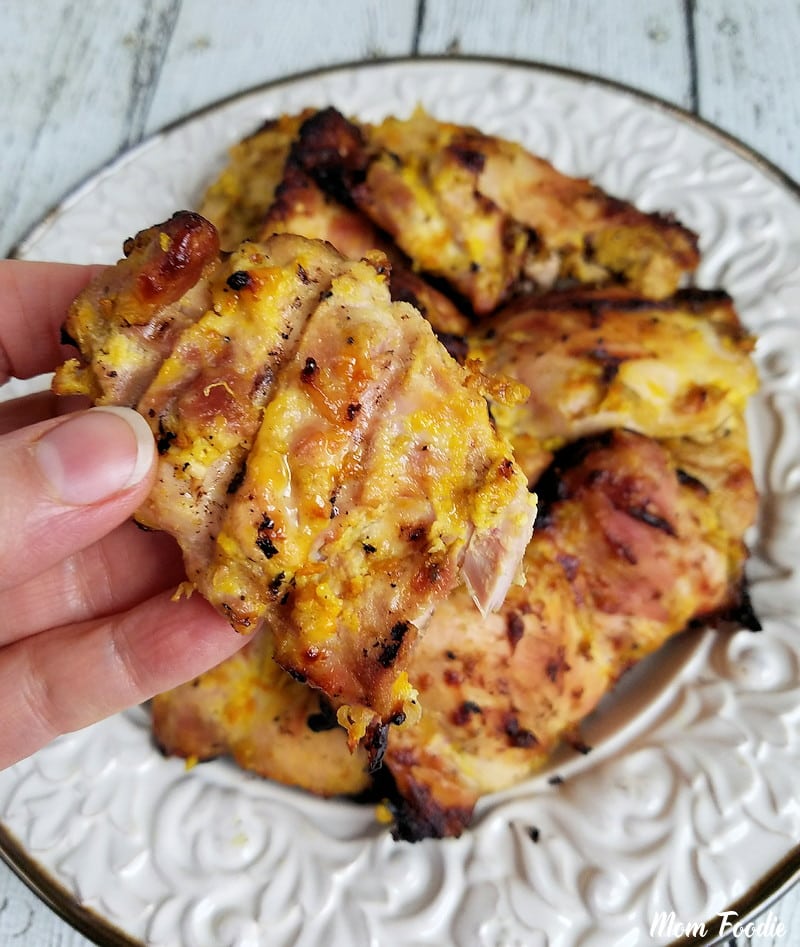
[3,54,799,947]
[0,824,139,947]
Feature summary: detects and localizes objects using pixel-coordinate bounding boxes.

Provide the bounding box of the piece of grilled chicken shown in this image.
[152,628,371,796]
[382,425,758,838]
[53,211,536,750]
[152,424,758,837]
[291,107,699,313]
[468,288,759,482]
[199,114,470,337]
[199,109,315,251]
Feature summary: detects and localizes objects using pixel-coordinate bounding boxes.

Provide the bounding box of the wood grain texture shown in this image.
[0,0,181,258]
[693,0,800,181]
[145,0,418,133]
[416,0,693,106]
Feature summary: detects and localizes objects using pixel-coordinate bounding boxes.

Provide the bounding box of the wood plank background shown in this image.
[0,1,798,945]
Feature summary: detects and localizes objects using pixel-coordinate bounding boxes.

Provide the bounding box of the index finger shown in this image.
[0,260,103,385]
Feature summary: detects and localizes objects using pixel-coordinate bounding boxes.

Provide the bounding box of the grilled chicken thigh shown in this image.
[292,107,699,313]
[383,427,757,838]
[54,212,536,748]
[134,107,759,842]
[199,112,470,337]
[152,629,371,796]
[470,289,758,482]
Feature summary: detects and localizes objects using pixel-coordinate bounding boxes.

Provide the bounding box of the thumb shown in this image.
[0,406,157,591]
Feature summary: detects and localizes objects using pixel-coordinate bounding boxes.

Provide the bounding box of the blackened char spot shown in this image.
[301,357,318,380]
[227,461,247,495]
[674,287,732,311]
[587,344,623,384]
[448,143,486,174]
[504,715,538,748]
[377,621,410,668]
[256,514,279,559]
[569,738,593,755]
[226,270,251,290]
[624,505,676,536]
[365,721,389,773]
[292,107,369,208]
[156,420,176,455]
[506,612,525,651]
[307,697,339,732]
[435,331,469,364]
[452,700,483,726]
[719,578,762,631]
[382,777,474,842]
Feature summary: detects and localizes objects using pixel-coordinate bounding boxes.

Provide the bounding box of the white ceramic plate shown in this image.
[2,58,800,947]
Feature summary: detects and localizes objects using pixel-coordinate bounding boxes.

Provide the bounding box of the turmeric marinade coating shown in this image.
[54,211,536,753]
[470,288,758,482]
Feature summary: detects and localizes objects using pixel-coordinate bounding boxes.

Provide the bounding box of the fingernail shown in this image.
[36,407,155,505]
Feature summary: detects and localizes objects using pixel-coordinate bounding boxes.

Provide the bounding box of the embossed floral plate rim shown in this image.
[2,56,800,947]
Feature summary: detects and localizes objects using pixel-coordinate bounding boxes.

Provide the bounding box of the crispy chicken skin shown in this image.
[291,107,699,313]
[54,212,536,748]
[470,288,758,482]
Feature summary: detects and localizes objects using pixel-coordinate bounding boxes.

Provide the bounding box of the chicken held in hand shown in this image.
[54,212,536,750]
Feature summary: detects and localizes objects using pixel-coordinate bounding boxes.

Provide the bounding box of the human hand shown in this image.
[0,260,247,769]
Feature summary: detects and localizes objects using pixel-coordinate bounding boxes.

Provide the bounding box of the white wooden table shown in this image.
[1,2,798,945]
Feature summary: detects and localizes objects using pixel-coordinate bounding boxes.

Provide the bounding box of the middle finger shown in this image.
[0,521,187,645]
